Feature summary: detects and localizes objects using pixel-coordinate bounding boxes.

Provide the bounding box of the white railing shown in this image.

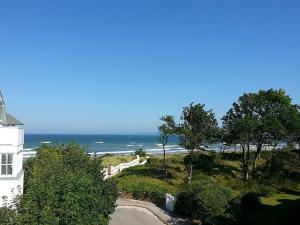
[102,155,148,180]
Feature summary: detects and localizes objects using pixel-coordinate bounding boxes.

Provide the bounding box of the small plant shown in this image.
[135,147,146,157]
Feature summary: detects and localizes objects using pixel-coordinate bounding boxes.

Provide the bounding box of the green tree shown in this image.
[19,143,118,225]
[223,89,299,179]
[158,115,176,177]
[249,89,298,169]
[178,103,218,184]
[222,94,258,180]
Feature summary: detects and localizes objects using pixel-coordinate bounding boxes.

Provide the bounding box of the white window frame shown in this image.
[1,153,13,176]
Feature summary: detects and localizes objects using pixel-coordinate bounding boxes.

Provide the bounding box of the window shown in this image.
[1,154,13,175]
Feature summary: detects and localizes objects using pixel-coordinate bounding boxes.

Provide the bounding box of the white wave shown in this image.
[90,150,135,155]
[40,141,51,144]
[126,144,143,147]
[155,144,179,148]
[96,141,104,144]
[145,147,185,152]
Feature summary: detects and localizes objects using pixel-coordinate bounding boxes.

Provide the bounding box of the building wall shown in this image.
[0,172,24,206]
[0,126,24,207]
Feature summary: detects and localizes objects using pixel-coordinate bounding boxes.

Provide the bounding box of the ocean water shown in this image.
[24,134,185,154]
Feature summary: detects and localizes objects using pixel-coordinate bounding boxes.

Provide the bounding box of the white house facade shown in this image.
[0,91,24,207]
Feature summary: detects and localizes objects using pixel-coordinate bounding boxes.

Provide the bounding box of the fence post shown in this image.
[165,193,177,212]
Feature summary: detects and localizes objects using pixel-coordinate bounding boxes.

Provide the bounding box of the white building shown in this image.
[0,91,24,207]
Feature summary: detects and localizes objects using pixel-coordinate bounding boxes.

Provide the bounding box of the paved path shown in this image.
[110,206,165,225]
[109,198,190,225]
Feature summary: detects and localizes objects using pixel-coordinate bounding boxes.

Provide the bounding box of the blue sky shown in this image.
[0,0,299,134]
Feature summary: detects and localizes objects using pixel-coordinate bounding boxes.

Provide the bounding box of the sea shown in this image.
[23,134,186,155]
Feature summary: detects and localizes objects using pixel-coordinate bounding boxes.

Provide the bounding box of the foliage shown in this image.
[116,174,173,204]
[100,154,135,167]
[178,103,218,183]
[135,147,146,157]
[222,89,300,179]
[259,149,300,188]
[183,151,218,172]
[158,115,177,175]
[241,192,262,212]
[257,185,277,197]
[175,180,233,225]
[0,207,17,225]
[19,143,118,225]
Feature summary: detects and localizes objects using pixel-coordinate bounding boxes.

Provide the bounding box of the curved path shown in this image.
[110,206,164,225]
[109,198,190,225]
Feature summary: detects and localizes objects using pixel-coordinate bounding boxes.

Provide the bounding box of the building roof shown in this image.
[5,113,23,126]
[0,91,23,126]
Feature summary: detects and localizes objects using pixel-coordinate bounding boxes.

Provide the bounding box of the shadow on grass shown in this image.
[240,197,300,225]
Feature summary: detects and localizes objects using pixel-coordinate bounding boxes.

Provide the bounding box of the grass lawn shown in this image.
[100,154,136,167]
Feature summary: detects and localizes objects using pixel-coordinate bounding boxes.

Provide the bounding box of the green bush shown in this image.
[183,152,217,171]
[135,147,146,157]
[175,180,233,225]
[240,192,262,212]
[118,178,169,204]
[0,207,16,225]
[257,185,277,197]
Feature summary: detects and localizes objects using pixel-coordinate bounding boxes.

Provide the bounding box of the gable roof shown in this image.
[0,91,23,126]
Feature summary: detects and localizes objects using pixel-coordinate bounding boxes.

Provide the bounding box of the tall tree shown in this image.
[247,89,298,169]
[158,115,176,177]
[178,103,218,184]
[19,143,118,225]
[223,102,257,180]
[223,89,299,179]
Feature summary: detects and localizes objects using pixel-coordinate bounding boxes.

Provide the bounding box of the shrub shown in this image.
[117,175,171,205]
[184,152,217,171]
[240,192,262,212]
[19,143,118,225]
[0,207,16,225]
[175,180,233,225]
[257,185,277,197]
[135,147,146,157]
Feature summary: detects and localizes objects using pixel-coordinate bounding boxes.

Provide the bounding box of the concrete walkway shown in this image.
[114,198,190,225]
[110,206,165,225]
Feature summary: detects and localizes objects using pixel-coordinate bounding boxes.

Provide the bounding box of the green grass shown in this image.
[100,154,136,167]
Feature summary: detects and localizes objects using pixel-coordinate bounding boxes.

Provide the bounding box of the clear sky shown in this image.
[0,0,299,134]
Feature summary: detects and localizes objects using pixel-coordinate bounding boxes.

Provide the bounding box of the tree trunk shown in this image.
[163,144,167,178]
[188,151,193,184]
[242,144,250,180]
[260,144,278,185]
[241,144,249,180]
[188,163,193,184]
[246,144,250,180]
[253,143,262,170]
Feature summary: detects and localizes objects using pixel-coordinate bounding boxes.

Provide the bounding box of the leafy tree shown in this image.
[222,99,257,180]
[248,89,298,169]
[223,89,299,179]
[158,115,176,177]
[178,103,218,184]
[19,143,118,225]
